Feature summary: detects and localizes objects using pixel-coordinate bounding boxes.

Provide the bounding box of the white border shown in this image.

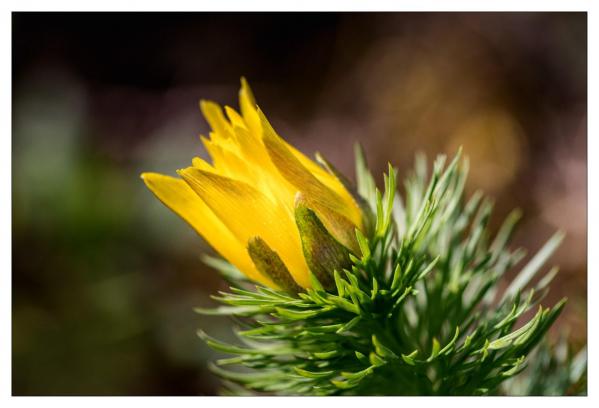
[2,1,595,407]
[0,1,593,12]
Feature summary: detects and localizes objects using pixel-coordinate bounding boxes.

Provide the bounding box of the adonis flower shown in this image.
[140,79,584,396]
[142,79,364,292]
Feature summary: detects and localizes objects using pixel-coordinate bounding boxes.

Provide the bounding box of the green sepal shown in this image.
[247,236,303,294]
[295,195,353,291]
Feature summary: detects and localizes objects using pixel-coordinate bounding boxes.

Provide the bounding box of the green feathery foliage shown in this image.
[501,336,587,396]
[195,147,586,396]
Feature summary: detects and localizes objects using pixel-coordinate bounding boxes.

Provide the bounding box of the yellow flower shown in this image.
[141,79,363,290]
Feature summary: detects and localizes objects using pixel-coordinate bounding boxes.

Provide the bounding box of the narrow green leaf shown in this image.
[371,276,379,299]
[502,231,564,302]
[333,269,346,297]
[369,352,387,367]
[427,338,441,361]
[327,295,360,314]
[401,350,419,366]
[294,367,335,379]
[341,366,374,381]
[439,327,460,355]
[355,351,369,364]
[390,262,402,290]
[331,379,358,389]
[372,335,397,359]
[418,256,440,280]
[194,305,265,316]
[337,316,362,334]
[354,143,377,206]
[490,209,522,261]
[274,306,332,319]
[501,356,527,377]
[309,272,325,293]
[355,229,371,259]
[313,350,340,359]
[487,307,544,350]
[375,189,384,237]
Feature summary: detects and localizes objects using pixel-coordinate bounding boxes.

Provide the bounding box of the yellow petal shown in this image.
[199,100,233,140]
[236,79,358,216]
[178,167,311,288]
[141,172,274,287]
[258,108,362,229]
[201,136,254,183]
[228,126,270,169]
[240,77,256,105]
[239,78,262,136]
[201,132,291,207]
[200,106,298,212]
[290,144,361,223]
[224,106,248,130]
[235,79,361,224]
[192,154,221,174]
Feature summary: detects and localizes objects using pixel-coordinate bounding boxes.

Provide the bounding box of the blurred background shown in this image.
[12,12,586,395]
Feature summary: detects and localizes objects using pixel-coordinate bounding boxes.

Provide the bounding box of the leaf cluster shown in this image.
[196,147,579,395]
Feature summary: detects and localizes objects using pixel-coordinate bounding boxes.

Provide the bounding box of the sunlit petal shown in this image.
[140,172,274,286]
[178,167,311,288]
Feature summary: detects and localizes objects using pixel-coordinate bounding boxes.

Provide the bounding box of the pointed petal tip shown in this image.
[140,173,155,188]
[140,172,161,190]
[177,166,199,177]
[140,171,166,185]
[178,166,213,177]
[175,168,189,178]
[199,99,220,113]
[239,77,256,104]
